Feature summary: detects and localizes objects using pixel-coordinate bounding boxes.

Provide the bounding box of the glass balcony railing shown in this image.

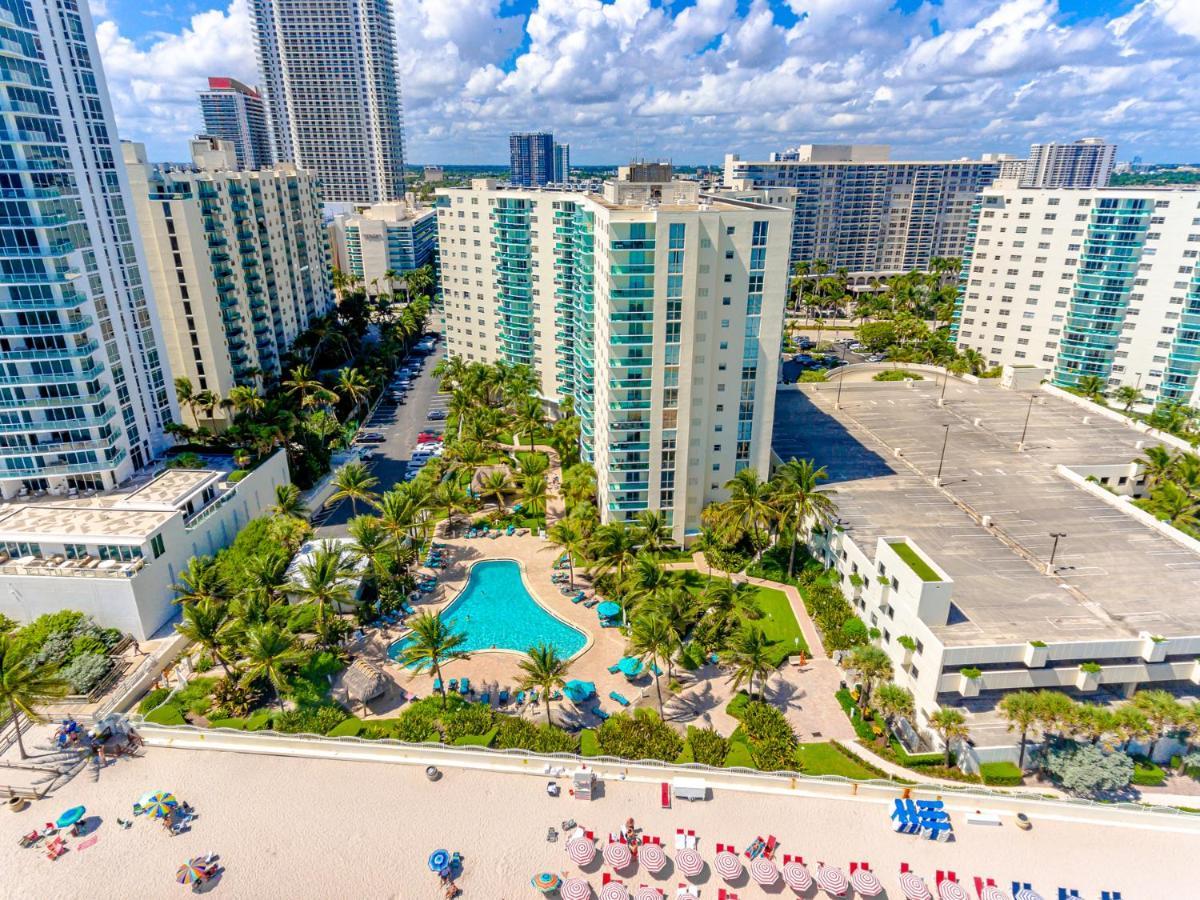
[0,405,116,433]
[0,385,109,409]
[4,339,98,361]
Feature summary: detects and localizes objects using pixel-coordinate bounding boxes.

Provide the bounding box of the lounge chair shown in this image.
[19,829,40,848]
[1058,890,1082,899]
[515,691,525,705]
[506,525,515,535]
[46,837,66,860]
[479,692,490,705]
[609,691,631,707]
[595,708,610,721]
[498,689,510,704]
[460,677,470,694]
[572,593,587,604]
[449,679,458,692]
[528,690,538,704]
[608,663,622,674]
[433,678,443,692]
[763,835,777,859]
[1101,892,1123,900]
[584,599,599,608]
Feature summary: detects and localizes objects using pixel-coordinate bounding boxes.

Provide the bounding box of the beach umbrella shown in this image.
[141,792,178,820]
[55,806,86,829]
[750,857,780,886]
[564,680,597,703]
[713,850,743,881]
[849,868,883,896]
[531,872,562,894]
[429,849,451,873]
[639,842,666,874]
[782,861,813,892]
[568,837,596,866]
[1013,891,1044,900]
[981,887,1012,900]
[675,848,704,879]
[898,871,933,900]
[939,879,970,900]
[562,877,592,900]
[603,841,633,870]
[597,602,621,618]
[616,656,643,677]
[600,883,629,900]
[176,862,207,886]
[634,888,661,900]
[816,864,849,896]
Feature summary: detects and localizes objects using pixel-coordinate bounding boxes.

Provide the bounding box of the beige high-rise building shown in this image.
[437,171,791,541]
[124,138,332,425]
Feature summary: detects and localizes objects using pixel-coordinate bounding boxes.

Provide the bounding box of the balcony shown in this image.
[0,385,109,410]
[609,333,653,346]
[0,315,92,338]
[3,339,98,361]
[0,362,103,387]
[0,431,121,458]
[0,405,117,433]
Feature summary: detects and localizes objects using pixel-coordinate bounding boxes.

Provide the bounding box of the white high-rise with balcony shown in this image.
[1020,138,1116,189]
[0,0,176,498]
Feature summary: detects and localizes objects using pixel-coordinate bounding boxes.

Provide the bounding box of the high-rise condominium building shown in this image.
[553,143,570,184]
[1020,138,1116,189]
[0,0,175,497]
[250,0,407,203]
[437,172,790,541]
[198,77,273,171]
[722,145,1002,284]
[509,132,554,187]
[953,181,1200,404]
[328,202,438,289]
[124,139,331,426]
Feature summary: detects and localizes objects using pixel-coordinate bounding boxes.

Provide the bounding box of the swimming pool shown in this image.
[388,559,588,666]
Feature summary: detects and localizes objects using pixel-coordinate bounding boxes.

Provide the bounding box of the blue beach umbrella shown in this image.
[563,679,596,702]
[596,601,621,619]
[428,849,451,872]
[616,656,643,677]
[55,806,86,828]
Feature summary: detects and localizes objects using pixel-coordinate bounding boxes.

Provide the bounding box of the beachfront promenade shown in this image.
[2,732,1192,898]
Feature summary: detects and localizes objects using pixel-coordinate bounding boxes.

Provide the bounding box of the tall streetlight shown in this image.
[938,369,950,408]
[835,341,848,409]
[1018,393,1036,451]
[935,424,950,486]
[1048,532,1066,573]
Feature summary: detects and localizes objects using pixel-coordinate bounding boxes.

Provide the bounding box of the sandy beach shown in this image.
[1,742,1191,899]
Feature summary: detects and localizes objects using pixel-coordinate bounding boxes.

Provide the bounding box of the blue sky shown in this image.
[92,0,1200,165]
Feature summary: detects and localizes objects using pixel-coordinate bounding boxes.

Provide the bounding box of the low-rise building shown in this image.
[327,201,438,290]
[0,451,290,640]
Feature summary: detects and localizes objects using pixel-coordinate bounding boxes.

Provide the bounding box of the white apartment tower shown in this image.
[198,77,273,171]
[124,139,332,426]
[0,0,176,498]
[953,181,1200,405]
[437,174,791,541]
[250,0,407,204]
[1020,138,1116,189]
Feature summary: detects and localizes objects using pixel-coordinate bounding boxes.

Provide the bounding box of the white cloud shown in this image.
[94,0,1200,164]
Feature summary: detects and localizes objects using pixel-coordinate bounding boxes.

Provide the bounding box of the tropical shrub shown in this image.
[739,701,799,771]
[688,727,730,767]
[138,688,171,713]
[210,677,261,718]
[273,704,348,735]
[704,544,750,574]
[579,729,600,757]
[61,654,112,694]
[1041,741,1133,796]
[1131,759,1166,787]
[440,703,495,742]
[493,717,579,753]
[979,761,1023,786]
[596,709,684,762]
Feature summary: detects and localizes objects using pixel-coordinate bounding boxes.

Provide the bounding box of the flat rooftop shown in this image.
[0,503,174,542]
[772,376,1200,646]
[121,468,220,508]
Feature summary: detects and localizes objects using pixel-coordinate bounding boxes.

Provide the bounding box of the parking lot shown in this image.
[312,338,448,536]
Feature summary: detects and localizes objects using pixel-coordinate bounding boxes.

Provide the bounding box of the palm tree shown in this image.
[929,707,969,767]
[724,626,776,700]
[329,462,380,516]
[174,376,200,424]
[290,541,357,639]
[629,613,678,715]
[512,395,546,452]
[171,555,225,606]
[517,644,571,724]
[561,463,597,508]
[547,519,586,589]
[700,578,760,647]
[175,600,239,675]
[1114,385,1142,414]
[872,682,915,729]
[398,612,468,707]
[998,691,1041,770]
[240,623,305,711]
[520,473,548,518]
[1137,445,1176,492]
[844,644,893,711]
[1148,481,1200,529]
[336,367,372,419]
[432,480,469,536]
[270,483,310,520]
[478,469,511,517]
[284,364,336,410]
[771,457,837,578]
[634,510,671,555]
[1132,689,1183,756]
[1074,374,1107,403]
[347,515,396,580]
[713,468,777,555]
[588,521,639,623]
[0,633,68,758]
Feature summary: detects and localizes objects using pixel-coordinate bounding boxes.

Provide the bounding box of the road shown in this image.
[313,342,448,537]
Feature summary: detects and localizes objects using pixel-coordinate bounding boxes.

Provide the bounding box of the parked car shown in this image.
[357,432,386,443]
[417,432,442,444]
[427,409,447,420]
[797,338,815,350]
[359,448,378,461]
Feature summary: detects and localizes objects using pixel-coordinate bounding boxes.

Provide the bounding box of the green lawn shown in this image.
[795,742,879,779]
[887,541,940,582]
[750,584,808,663]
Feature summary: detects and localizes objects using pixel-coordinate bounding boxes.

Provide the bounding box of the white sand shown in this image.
[1,744,1190,899]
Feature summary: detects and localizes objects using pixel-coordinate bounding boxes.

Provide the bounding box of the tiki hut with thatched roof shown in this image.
[343,658,387,708]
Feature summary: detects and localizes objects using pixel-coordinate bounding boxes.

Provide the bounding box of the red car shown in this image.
[417,432,443,444]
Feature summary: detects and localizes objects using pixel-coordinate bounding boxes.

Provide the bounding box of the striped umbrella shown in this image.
[600,883,629,900]
[568,837,597,866]
[713,850,743,881]
[899,872,933,900]
[751,857,780,886]
[1014,891,1044,900]
[816,864,849,896]
[603,841,633,870]
[141,791,178,820]
[562,877,592,900]
[981,888,1012,900]
[532,872,563,894]
[639,843,666,874]
[675,848,704,878]
[634,887,661,900]
[850,868,883,896]
[782,861,813,893]
[176,862,206,885]
[939,880,970,900]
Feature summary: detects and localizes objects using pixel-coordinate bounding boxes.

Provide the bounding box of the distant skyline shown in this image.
[94,0,1200,165]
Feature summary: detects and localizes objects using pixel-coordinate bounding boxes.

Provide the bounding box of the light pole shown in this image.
[835,341,847,409]
[938,369,950,408]
[935,424,950,486]
[1048,532,1066,573]
[1018,393,1036,451]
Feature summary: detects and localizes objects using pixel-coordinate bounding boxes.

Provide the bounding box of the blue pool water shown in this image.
[388,559,587,666]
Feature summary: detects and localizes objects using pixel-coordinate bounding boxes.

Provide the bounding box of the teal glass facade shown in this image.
[493,198,534,367]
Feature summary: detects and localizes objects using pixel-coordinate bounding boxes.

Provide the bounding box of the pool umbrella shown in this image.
[675,847,704,879]
[713,850,743,881]
[850,868,883,896]
[816,864,849,896]
[600,883,629,900]
[782,861,813,892]
[564,680,597,703]
[616,656,643,677]
[1013,891,1044,900]
[639,842,666,874]
[568,837,596,866]
[562,877,592,900]
[750,857,780,886]
[597,601,621,618]
[141,792,178,820]
[981,888,1012,900]
[634,887,661,900]
[899,871,933,900]
[428,849,451,872]
[55,806,86,829]
[176,862,207,886]
[939,879,970,900]
[603,841,632,870]
[531,872,562,894]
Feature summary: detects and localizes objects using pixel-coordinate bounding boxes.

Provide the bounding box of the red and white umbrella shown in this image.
[816,864,849,896]
[939,880,970,900]
[675,848,704,878]
[1014,891,1044,900]
[981,887,1012,900]
[639,843,666,874]
[750,857,780,886]
[713,850,743,881]
[562,877,592,900]
[899,871,932,900]
[604,842,633,870]
[850,868,883,896]
[568,838,597,866]
[634,887,662,900]
[600,883,629,900]
[782,861,813,892]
